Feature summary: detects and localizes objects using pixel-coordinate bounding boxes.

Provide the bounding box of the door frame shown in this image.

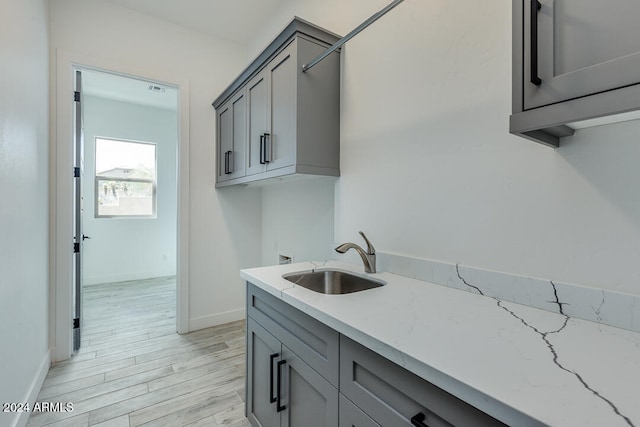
[50,49,191,362]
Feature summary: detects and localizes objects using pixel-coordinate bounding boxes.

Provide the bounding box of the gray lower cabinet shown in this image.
[246,318,338,427]
[511,0,640,146]
[339,395,379,427]
[214,18,340,187]
[247,318,281,427]
[339,336,506,427]
[246,284,339,386]
[245,282,506,427]
[280,345,339,427]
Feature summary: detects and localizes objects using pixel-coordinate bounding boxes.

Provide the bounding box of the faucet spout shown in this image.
[335,231,377,273]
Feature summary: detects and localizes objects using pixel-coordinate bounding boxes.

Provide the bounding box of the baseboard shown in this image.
[188,308,245,332]
[13,350,50,427]
[84,271,176,286]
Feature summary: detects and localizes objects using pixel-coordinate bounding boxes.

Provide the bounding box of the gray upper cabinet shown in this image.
[247,73,268,177]
[511,0,640,147]
[214,18,341,187]
[217,89,247,182]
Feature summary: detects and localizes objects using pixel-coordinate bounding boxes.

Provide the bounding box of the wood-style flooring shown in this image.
[27,277,249,427]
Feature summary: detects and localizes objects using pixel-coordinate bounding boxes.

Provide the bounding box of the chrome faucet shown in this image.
[335,231,376,273]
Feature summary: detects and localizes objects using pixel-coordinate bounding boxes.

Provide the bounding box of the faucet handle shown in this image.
[358,231,375,255]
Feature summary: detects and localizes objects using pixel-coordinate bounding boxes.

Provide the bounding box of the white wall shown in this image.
[0,0,50,426]
[261,178,336,265]
[50,0,262,334]
[250,0,640,296]
[82,95,178,285]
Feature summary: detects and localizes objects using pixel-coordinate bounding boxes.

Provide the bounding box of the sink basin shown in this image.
[283,269,385,294]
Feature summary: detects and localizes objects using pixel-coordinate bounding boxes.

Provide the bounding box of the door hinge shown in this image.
[74,91,80,102]
[73,318,80,329]
[73,167,80,178]
[73,242,80,253]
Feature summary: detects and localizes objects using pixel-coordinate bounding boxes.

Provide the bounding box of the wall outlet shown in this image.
[278,254,292,265]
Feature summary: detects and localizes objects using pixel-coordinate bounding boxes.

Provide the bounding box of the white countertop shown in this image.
[241,261,640,427]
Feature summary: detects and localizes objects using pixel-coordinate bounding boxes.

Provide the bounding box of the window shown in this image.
[95,137,157,218]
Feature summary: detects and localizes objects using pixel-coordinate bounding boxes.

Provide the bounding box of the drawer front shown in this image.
[247,283,339,386]
[339,336,506,427]
[339,394,380,427]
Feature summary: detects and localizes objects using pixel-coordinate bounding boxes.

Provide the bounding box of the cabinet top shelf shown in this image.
[212,16,341,109]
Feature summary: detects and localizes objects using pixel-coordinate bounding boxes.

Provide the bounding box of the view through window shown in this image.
[95,137,157,217]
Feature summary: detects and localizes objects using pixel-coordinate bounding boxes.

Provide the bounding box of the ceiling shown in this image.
[102,0,286,45]
[83,0,291,109]
[82,69,178,110]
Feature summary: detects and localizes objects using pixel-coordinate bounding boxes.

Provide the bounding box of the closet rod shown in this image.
[302,0,405,72]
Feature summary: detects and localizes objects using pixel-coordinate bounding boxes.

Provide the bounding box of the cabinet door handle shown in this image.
[269,353,279,404]
[530,0,542,85]
[410,412,430,427]
[276,359,286,412]
[224,151,229,174]
[226,151,233,174]
[259,135,265,164]
[264,133,271,163]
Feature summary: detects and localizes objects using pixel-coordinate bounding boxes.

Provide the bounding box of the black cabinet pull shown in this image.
[224,151,233,174]
[530,0,542,85]
[410,412,429,427]
[259,134,265,164]
[276,359,286,412]
[269,353,279,404]
[264,133,270,163]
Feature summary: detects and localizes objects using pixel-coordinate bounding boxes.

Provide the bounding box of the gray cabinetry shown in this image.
[246,318,338,427]
[247,318,281,427]
[214,18,340,187]
[511,0,640,146]
[246,284,339,427]
[245,282,506,427]
[339,395,379,427]
[247,72,267,177]
[246,284,339,386]
[339,336,506,427]
[217,89,247,182]
[280,345,339,427]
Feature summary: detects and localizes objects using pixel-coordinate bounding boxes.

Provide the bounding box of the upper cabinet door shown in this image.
[524,0,640,110]
[266,41,297,172]
[247,71,268,177]
[217,90,247,181]
[216,101,232,182]
[229,90,247,179]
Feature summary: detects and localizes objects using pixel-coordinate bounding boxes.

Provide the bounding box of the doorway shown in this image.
[53,50,191,362]
[74,69,179,351]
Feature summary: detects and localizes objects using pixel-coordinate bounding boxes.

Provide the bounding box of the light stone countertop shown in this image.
[241,260,640,427]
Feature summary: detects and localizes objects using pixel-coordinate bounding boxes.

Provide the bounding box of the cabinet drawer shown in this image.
[247,283,339,386]
[339,394,380,427]
[340,336,506,427]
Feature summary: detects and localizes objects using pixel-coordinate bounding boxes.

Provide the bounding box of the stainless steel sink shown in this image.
[283,269,385,294]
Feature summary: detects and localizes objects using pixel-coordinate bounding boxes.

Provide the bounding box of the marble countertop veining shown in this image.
[240,260,640,427]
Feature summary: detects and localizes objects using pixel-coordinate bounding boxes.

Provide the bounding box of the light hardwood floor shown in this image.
[27,277,249,427]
